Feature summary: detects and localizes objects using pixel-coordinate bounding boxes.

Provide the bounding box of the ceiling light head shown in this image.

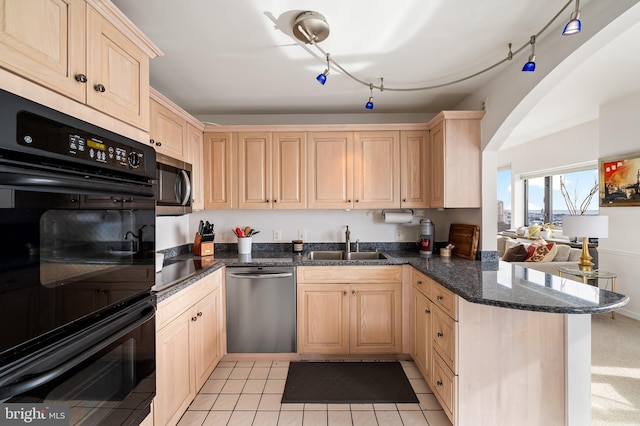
[316,69,328,85]
[365,84,374,110]
[522,36,536,72]
[316,53,330,85]
[562,0,581,35]
[292,11,330,44]
[522,55,536,72]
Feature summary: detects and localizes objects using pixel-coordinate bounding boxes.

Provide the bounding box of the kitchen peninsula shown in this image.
[155,248,628,426]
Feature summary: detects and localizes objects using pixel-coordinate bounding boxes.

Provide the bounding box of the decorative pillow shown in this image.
[502,243,529,262]
[525,242,557,262]
[553,245,571,262]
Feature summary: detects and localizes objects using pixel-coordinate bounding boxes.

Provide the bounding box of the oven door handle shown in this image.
[0,299,155,401]
[0,163,155,198]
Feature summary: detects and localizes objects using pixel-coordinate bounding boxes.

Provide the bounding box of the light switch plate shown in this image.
[395,229,404,241]
[273,229,282,241]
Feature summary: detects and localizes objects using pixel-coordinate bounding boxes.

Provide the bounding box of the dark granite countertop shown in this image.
[154,248,628,314]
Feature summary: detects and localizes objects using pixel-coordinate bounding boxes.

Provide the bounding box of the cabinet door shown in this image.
[429,121,446,208]
[192,287,221,390]
[149,98,186,160]
[155,310,195,426]
[400,131,430,208]
[86,6,149,130]
[297,284,349,354]
[273,132,306,209]
[353,131,400,209]
[186,123,204,210]
[237,132,272,209]
[307,132,353,209]
[412,287,432,382]
[349,283,402,354]
[203,132,235,209]
[429,117,482,208]
[0,0,86,102]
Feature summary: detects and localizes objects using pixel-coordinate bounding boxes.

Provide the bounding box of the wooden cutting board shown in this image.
[448,224,480,260]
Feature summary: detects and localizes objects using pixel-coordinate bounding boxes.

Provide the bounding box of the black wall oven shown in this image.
[0,89,157,425]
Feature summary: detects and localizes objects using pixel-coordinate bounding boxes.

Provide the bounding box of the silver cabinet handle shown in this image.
[437,332,444,338]
[437,295,444,301]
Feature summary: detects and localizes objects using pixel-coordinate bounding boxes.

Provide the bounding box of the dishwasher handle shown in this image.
[227,272,293,279]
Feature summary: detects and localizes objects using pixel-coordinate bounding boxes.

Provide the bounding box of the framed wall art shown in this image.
[599,152,640,206]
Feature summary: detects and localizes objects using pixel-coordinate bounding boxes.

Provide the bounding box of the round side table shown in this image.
[558,267,617,318]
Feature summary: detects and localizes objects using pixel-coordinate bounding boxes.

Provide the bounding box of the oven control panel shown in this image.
[16,111,149,174]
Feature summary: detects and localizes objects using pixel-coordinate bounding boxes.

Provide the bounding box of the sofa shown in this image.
[497,235,584,280]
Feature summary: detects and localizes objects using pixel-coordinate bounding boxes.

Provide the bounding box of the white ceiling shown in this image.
[112,0,637,146]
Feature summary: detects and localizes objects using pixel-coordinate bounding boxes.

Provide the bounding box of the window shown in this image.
[497,168,511,231]
[524,168,598,227]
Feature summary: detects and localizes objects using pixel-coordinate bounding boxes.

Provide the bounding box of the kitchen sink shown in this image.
[305,250,388,261]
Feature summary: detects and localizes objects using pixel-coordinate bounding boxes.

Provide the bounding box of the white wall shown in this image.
[597,92,640,319]
[156,208,481,251]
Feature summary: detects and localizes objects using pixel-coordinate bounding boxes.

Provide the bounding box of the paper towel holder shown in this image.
[382,209,415,223]
[382,209,414,216]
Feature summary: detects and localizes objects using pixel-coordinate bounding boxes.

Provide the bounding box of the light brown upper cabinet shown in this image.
[237,132,307,209]
[0,0,159,130]
[400,130,430,208]
[149,97,186,160]
[307,132,353,209]
[237,132,272,209]
[308,131,399,209]
[186,123,204,210]
[428,111,484,208]
[203,132,235,209]
[273,132,307,209]
[353,131,400,209]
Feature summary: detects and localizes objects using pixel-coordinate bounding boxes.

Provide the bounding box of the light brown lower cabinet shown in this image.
[410,268,568,426]
[155,269,223,426]
[411,269,457,423]
[297,266,402,354]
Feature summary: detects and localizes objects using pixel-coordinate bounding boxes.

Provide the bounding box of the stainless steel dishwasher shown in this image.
[225,266,296,353]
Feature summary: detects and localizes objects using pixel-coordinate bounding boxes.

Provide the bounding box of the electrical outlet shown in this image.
[273,229,282,241]
[395,229,404,241]
[298,229,307,240]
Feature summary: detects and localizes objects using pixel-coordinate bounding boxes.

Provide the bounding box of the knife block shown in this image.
[192,233,214,257]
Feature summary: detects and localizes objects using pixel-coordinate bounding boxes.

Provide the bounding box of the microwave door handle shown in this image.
[177,169,191,206]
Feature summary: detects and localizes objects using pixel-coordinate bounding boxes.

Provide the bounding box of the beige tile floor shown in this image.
[177,360,453,426]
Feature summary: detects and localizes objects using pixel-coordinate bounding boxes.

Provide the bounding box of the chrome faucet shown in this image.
[345,225,351,253]
[124,225,147,252]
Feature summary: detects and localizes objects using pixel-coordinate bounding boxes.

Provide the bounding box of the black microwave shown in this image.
[156,153,192,216]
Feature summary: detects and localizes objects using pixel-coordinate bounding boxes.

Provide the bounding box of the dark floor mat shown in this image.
[281,361,419,404]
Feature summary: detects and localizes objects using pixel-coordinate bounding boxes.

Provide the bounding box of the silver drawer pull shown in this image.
[436,380,443,387]
[437,332,444,338]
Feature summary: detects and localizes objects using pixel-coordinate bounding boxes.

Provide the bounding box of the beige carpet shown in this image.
[592,313,640,425]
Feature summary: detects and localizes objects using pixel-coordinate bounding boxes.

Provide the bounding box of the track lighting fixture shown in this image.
[522,36,536,72]
[562,0,581,35]
[365,84,374,110]
[316,53,330,85]
[290,0,580,108]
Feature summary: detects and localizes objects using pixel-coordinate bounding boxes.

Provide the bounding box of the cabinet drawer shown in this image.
[433,305,457,373]
[430,280,457,319]
[432,351,456,422]
[297,266,402,284]
[412,270,429,298]
[156,269,221,330]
